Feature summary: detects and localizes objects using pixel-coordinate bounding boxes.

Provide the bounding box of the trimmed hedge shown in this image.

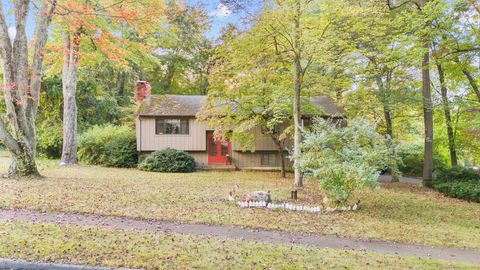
[433,166,480,202]
[78,125,137,167]
[138,148,196,173]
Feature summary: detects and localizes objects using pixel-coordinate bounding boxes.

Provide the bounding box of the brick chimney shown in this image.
[135,81,151,102]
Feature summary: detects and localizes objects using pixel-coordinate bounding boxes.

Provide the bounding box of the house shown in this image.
[135,81,345,170]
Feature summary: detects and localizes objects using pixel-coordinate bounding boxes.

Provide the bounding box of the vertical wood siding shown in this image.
[138,117,207,151]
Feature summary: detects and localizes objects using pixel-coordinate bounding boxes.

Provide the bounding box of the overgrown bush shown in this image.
[299,118,399,206]
[138,148,196,173]
[78,125,136,167]
[104,135,138,168]
[397,143,447,176]
[433,166,480,202]
[36,121,63,159]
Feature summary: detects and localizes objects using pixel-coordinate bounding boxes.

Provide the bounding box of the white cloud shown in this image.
[210,3,232,18]
[8,26,16,40]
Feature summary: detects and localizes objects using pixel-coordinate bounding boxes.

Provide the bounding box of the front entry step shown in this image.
[204,165,237,171]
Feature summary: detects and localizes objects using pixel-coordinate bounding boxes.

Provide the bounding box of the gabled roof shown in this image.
[310,96,346,116]
[137,95,345,117]
[138,95,206,116]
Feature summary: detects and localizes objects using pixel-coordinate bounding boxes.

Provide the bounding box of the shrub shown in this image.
[432,166,480,202]
[397,143,447,176]
[78,125,136,166]
[36,121,63,159]
[298,118,399,206]
[434,166,480,183]
[138,148,196,173]
[433,181,480,202]
[104,135,138,168]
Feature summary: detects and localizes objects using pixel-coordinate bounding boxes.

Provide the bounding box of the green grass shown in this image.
[0,222,477,270]
[0,153,479,248]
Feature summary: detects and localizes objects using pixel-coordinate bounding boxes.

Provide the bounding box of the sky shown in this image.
[188,0,260,40]
[2,0,258,41]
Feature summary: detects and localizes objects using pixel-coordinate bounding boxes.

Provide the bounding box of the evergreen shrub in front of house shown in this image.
[299,118,400,206]
[433,166,480,202]
[78,124,137,167]
[138,148,196,173]
[104,135,138,168]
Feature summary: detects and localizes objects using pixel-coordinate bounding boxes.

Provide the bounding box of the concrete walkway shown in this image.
[1,208,479,265]
[0,258,136,270]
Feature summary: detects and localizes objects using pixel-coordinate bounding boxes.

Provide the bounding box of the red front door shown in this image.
[207,134,231,164]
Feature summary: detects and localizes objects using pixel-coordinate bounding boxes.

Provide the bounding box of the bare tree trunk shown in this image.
[336,89,343,104]
[462,67,480,103]
[375,77,394,139]
[117,70,126,96]
[437,64,458,167]
[293,0,303,186]
[60,31,81,165]
[0,0,56,177]
[164,63,176,91]
[422,47,434,187]
[271,135,286,178]
[384,108,394,139]
[280,150,286,178]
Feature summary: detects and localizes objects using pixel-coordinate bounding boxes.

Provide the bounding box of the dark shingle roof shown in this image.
[310,96,346,116]
[137,95,345,117]
[138,95,206,116]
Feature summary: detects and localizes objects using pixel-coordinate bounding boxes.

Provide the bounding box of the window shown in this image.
[155,119,189,135]
[261,153,277,166]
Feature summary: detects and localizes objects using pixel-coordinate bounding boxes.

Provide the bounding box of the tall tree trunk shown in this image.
[422,46,434,187]
[271,135,286,178]
[293,0,303,186]
[461,67,480,103]
[164,63,176,91]
[437,64,458,167]
[336,89,343,104]
[117,70,126,97]
[375,77,394,139]
[60,31,81,165]
[384,107,394,139]
[0,0,56,177]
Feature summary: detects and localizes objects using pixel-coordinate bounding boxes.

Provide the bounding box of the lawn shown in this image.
[0,152,479,249]
[0,222,477,270]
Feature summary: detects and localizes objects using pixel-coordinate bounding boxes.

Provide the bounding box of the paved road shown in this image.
[0,258,137,270]
[379,174,423,184]
[1,208,479,265]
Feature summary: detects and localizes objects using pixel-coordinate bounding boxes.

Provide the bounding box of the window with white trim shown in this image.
[155,119,189,135]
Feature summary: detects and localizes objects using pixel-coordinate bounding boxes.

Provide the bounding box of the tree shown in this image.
[387,0,437,186]
[0,0,57,176]
[149,3,212,95]
[197,26,292,177]
[436,63,458,166]
[53,0,164,165]
[263,0,330,186]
